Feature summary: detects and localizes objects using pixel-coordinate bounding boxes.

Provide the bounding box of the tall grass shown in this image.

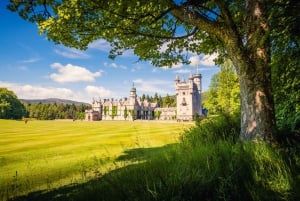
[86,142,294,200]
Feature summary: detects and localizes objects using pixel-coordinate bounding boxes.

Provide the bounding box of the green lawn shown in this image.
[0,119,191,200]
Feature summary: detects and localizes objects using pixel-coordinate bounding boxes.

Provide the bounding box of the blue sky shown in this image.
[0,2,220,103]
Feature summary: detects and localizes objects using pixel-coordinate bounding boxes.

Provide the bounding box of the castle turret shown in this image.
[192,73,202,115]
[175,74,180,84]
[129,86,137,105]
[193,73,202,94]
[189,72,193,94]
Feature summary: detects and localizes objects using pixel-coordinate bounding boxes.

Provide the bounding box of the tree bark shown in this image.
[231,56,276,142]
[231,0,276,142]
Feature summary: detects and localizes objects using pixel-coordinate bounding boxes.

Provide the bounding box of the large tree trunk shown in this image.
[230,0,276,142]
[233,57,276,142]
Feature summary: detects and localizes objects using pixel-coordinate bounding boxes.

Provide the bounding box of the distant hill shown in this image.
[20,98,90,105]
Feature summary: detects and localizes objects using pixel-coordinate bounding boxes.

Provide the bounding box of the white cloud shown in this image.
[85,85,114,98]
[133,79,143,84]
[88,39,111,52]
[159,39,218,68]
[132,78,173,95]
[88,39,135,57]
[199,53,218,66]
[189,53,218,67]
[0,81,78,100]
[54,47,90,59]
[159,41,169,53]
[174,69,190,74]
[152,68,158,73]
[20,57,41,63]
[121,49,135,57]
[0,81,116,103]
[189,56,201,67]
[50,63,102,83]
[110,63,118,68]
[130,64,143,72]
[104,62,128,70]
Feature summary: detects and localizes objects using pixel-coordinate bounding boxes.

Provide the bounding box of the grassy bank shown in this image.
[0,119,191,200]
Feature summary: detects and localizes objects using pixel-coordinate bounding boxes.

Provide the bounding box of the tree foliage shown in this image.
[111,106,118,119]
[24,103,90,120]
[8,0,300,141]
[123,106,128,120]
[0,88,26,119]
[162,94,176,108]
[103,106,109,116]
[204,60,240,115]
[270,0,300,132]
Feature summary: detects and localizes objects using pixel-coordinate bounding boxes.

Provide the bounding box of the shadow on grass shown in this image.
[116,143,178,162]
[10,143,178,201]
[10,140,300,201]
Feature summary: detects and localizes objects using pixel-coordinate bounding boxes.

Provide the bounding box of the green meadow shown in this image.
[0,119,192,200]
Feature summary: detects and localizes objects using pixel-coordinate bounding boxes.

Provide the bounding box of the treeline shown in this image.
[0,87,91,120]
[140,93,176,107]
[24,103,91,120]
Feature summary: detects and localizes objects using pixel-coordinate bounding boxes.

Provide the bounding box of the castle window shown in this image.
[182,92,185,95]
[181,98,187,106]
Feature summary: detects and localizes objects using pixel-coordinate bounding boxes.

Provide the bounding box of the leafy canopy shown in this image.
[8,0,299,68]
[7,0,244,67]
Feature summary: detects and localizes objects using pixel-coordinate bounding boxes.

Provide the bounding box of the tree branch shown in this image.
[169,3,224,38]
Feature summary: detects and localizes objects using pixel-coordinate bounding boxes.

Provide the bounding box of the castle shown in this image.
[85,73,202,121]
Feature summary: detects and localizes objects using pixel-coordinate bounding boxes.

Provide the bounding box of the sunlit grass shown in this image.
[0,119,192,200]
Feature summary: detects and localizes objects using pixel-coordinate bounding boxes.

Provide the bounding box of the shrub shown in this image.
[181,112,240,145]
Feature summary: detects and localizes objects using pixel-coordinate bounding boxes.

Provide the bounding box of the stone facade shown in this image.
[175,72,202,121]
[85,73,202,121]
[85,87,159,121]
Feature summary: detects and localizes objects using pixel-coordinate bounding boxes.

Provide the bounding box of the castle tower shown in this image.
[129,84,137,105]
[192,73,202,116]
[129,83,139,119]
[175,73,202,121]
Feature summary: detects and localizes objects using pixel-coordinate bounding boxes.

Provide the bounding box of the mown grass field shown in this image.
[0,119,192,200]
